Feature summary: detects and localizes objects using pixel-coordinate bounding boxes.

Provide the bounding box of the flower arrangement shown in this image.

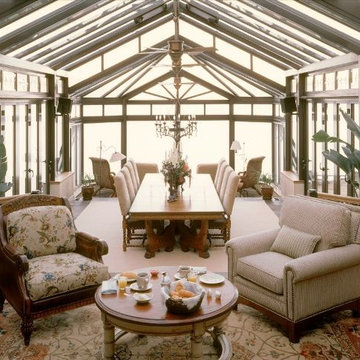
[161,146,191,199]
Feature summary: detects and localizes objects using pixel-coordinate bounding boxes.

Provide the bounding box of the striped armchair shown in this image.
[226,195,360,342]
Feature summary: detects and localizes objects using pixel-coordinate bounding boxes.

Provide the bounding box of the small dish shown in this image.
[150,269,159,276]
[130,282,153,292]
[113,273,136,283]
[133,293,152,304]
[199,273,225,285]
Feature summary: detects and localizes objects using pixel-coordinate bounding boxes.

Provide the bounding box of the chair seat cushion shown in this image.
[7,205,76,259]
[236,251,292,294]
[25,252,109,301]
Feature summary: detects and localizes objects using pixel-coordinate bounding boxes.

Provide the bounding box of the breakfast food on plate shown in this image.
[120,271,137,280]
[169,282,195,299]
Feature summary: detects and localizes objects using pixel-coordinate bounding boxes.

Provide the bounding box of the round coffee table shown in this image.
[95,266,238,359]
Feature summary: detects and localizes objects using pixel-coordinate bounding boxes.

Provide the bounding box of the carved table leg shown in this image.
[179,220,209,258]
[145,220,176,258]
[103,316,115,360]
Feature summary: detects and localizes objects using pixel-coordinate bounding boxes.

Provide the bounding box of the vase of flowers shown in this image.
[161,147,191,201]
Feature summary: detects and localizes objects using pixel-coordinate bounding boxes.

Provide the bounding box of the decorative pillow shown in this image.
[270,225,321,258]
[7,205,76,259]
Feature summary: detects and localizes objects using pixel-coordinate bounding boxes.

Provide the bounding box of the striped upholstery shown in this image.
[280,196,351,251]
[214,158,226,187]
[121,167,136,202]
[237,251,292,294]
[270,225,320,258]
[219,165,232,201]
[215,161,228,194]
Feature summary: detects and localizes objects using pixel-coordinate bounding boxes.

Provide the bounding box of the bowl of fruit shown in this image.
[161,280,205,314]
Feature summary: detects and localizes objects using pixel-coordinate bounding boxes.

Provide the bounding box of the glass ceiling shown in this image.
[0,0,359,101]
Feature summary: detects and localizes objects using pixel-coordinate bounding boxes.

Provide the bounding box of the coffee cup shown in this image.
[136,272,149,290]
[178,265,190,278]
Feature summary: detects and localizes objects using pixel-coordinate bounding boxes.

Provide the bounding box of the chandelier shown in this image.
[155,114,197,147]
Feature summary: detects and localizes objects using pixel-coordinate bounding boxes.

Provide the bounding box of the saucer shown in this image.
[113,273,136,283]
[174,272,187,280]
[130,282,153,292]
[133,293,152,304]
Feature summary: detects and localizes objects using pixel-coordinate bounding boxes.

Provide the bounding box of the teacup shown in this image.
[178,265,191,278]
[136,272,149,290]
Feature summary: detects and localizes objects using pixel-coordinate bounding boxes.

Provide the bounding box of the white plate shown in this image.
[113,273,136,283]
[130,282,153,292]
[199,273,225,285]
[133,293,152,304]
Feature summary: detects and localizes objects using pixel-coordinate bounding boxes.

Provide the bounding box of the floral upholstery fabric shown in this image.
[7,205,76,259]
[24,252,109,301]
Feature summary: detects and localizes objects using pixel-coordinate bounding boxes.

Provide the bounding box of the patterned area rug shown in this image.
[1,302,360,360]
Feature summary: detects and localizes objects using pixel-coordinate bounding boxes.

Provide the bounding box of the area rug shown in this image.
[1,301,359,359]
[74,197,280,274]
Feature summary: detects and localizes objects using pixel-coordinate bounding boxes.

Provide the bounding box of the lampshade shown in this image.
[109,152,126,162]
[230,140,241,151]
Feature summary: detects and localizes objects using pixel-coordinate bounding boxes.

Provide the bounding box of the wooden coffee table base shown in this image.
[101,312,232,360]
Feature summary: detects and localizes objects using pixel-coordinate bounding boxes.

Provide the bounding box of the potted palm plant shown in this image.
[81,174,95,200]
[259,173,274,200]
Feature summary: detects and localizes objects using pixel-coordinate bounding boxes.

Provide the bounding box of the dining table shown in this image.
[129,173,224,258]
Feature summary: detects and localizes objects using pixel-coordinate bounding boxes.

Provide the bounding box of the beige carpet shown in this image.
[75,198,280,274]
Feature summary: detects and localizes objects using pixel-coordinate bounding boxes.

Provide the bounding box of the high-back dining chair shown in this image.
[215,160,228,194]
[114,173,146,251]
[128,159,141,190]
[89,157,116,197]
[123,162,139,193]
[208,170,240,244]
[121,166,136,202]
[219,165,233,201]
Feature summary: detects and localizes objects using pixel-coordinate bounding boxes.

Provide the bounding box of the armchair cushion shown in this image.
[280,196,351,251]
[25,252,109,301]
[7,205,76,259]
[236,251,292,294]
[270,225,321,258]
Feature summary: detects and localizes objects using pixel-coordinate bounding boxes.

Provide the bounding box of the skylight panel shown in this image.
[280,0,360,41]
[179,19,213,47]
[0,2,68,37]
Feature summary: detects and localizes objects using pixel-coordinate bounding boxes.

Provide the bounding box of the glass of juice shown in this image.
[118,276,128,290]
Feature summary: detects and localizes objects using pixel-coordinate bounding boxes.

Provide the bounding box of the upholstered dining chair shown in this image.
[208,170,239,245]
[0,194,109,345]
[214,158,227,187]
[113,172,146,251]
[89,157,116,197]
[195,163,218,182]
[238,156,265,196]
[219,165,233,201]
[128,159,141,190]
[136,162,159,183]
[215,160,228,194]
[123,162,139,193]
[121,166,136,202]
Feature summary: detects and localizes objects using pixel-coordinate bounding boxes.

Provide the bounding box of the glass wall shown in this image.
[83,123,122,178]
[234,122,272,175]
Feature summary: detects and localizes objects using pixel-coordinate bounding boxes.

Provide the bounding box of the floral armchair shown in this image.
[0,194,109,345]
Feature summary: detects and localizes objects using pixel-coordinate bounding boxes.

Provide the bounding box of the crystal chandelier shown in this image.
[155,113,197,147]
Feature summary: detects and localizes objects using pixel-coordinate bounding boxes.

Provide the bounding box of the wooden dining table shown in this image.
[129,173,224,258]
